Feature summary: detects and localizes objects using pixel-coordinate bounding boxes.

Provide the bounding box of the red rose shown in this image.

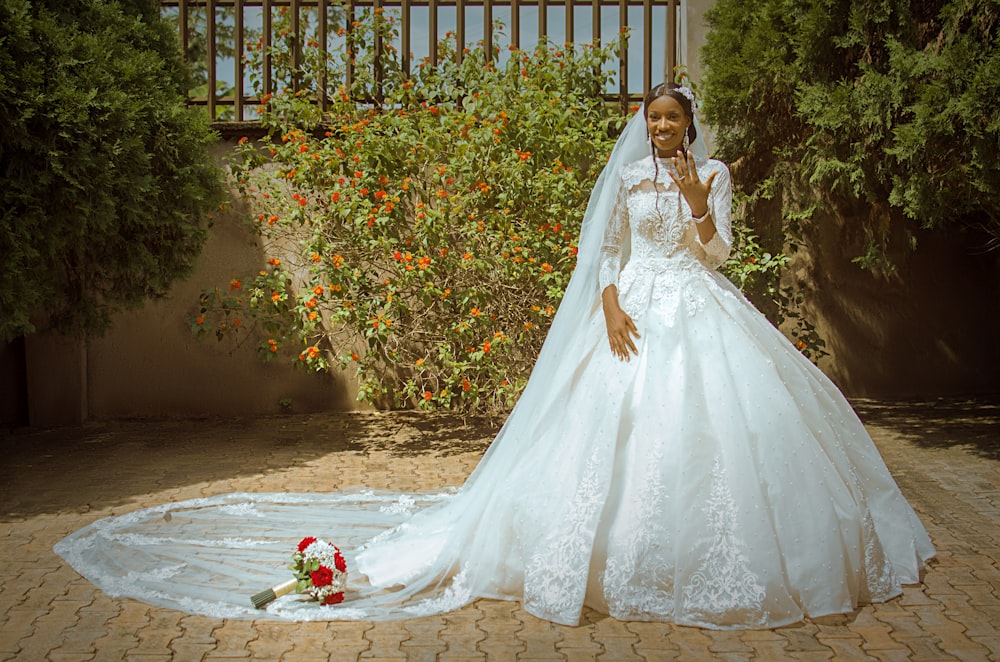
[310,566,334,587]
[297,537,317,552]
[334,552,347,572]
[323,592,344,605]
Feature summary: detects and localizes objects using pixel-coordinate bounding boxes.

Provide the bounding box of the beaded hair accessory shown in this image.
[674,86,697,110]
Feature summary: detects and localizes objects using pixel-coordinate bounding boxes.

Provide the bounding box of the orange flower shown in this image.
[311,253,322,262]
[541,263,553,273]
[415,357,425,366]
[268,258,281,266]
[313,285,324,296]
[196,315,205,325]
[351,352,359,361]
[230,278,242,290]
[470,307,480,316]
[423,391,433,401]
[462,379,471,391]
[462,252,473,260]
[483,340,492,354]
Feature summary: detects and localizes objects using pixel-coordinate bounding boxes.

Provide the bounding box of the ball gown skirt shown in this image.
[54,253,934,628]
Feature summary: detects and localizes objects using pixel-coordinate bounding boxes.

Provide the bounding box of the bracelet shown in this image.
[691,210,710,223]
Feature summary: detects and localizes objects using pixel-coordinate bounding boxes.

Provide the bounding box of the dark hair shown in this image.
[643,83,697,146]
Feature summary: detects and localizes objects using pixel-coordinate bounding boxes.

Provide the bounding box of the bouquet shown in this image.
[250,536,348,609]
[289,536,348,605]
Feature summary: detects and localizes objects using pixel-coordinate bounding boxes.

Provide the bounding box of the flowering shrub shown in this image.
[195,8,625,413]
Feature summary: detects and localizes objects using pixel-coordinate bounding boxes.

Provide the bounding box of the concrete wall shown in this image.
[792,207,1000,398]
[83,141,358,418]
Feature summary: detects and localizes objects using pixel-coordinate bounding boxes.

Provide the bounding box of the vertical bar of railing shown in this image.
[207,0,217,118]
[618,0,627,112]
[665,0,675,82]
[401,0,411,76]
[591,0,600,100]
[263,0,273,99]
[511,0,520,50]
[179,0,189,99]
[538,0,546,42]
[456,0,464,64]
[235,0,245,119]
[429,0,438,64]
[642,0,650,94]
[291,0,301,92]
[564,0,572,46]
[591,0,599,43]
[375,0,384,105]
[319,0,329,111]
[345,0,354,99]
[483,0,492,61]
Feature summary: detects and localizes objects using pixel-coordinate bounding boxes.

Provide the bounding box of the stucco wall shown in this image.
[83,141,357,418]
[792,208,1000,398]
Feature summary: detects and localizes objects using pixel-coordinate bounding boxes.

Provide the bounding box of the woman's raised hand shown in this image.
[668,150,717,218]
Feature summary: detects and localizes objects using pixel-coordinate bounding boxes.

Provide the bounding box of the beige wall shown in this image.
[82,142,357,419]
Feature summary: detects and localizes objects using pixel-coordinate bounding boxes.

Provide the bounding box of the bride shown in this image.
[55,83,934,629]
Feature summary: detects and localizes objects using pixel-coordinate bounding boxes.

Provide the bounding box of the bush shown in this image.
[196,9,626,413]
[0,0,225,340]
[702,0,1000,267]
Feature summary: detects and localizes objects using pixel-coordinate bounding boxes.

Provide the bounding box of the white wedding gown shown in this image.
[55,151,934,630]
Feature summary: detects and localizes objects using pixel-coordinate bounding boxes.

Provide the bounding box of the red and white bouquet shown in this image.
[290,536,348,605]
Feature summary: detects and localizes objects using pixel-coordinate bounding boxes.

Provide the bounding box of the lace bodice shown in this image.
[598,155,733,293]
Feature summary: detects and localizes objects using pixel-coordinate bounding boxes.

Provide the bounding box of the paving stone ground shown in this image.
[1,398,998,661]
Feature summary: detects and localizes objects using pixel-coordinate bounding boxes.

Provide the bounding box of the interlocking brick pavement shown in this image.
[1,399,998,661]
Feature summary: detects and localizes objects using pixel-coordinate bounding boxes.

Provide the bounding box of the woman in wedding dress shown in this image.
[55,83,934,629]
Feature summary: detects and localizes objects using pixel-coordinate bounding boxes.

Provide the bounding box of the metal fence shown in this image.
[160,0,679,120]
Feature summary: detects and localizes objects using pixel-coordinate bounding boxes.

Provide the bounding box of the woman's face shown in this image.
[646,94,690,157]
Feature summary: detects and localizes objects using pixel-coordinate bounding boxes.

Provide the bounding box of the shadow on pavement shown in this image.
[0,412,497,521]
[853,396,1000,461]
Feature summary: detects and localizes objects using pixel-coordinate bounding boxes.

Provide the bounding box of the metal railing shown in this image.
[160,0,679,120]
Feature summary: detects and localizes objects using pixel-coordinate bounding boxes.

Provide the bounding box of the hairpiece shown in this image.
[674,86,697,109]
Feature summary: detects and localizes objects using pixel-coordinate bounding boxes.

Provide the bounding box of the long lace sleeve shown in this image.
[598,181,629,292]
[697,163,733,269]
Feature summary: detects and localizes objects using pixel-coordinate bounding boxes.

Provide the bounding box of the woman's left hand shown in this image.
[667,150,718,218]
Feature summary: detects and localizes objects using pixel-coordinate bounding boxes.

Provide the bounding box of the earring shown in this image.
[683,132,690,154]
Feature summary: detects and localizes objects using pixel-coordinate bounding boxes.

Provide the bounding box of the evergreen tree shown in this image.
[702,0,1000,265]
[0,0,225,340]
